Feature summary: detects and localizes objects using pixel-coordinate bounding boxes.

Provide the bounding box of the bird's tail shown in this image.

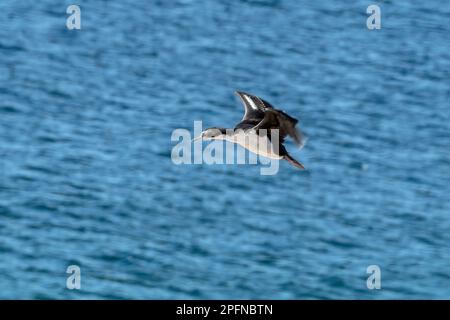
[283,154,305,170]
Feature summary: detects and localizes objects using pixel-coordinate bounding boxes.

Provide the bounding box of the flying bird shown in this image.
[193,91,306,169]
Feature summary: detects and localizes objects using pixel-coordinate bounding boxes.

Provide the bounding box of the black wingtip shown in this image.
[236,90,258,97]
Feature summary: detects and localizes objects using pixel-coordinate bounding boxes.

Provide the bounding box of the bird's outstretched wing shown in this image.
[235,91,265,124]
[253,105,305,148]
[234,91,305,148]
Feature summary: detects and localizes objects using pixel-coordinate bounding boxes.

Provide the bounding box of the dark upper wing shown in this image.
[234,91,306,147]
[253,108,305,148]
[235,91,265,121]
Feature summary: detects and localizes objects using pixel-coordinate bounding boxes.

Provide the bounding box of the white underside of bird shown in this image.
[223,130,283,160]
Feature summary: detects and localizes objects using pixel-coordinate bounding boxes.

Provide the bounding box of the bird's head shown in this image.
[192,127,227,141]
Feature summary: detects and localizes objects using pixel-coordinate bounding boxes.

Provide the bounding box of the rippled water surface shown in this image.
[0,0,449,299]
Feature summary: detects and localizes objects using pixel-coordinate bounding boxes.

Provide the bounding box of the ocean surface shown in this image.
[0,0,449,299]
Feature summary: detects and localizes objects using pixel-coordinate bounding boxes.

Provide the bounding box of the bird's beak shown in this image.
[192,135,202,142]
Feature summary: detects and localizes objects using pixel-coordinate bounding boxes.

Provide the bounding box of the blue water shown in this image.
[0,0,449,299]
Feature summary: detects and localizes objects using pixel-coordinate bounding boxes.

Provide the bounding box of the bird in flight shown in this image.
[193,91,306,169]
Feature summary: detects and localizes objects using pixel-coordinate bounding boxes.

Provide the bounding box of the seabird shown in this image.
[194,91,306,169]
